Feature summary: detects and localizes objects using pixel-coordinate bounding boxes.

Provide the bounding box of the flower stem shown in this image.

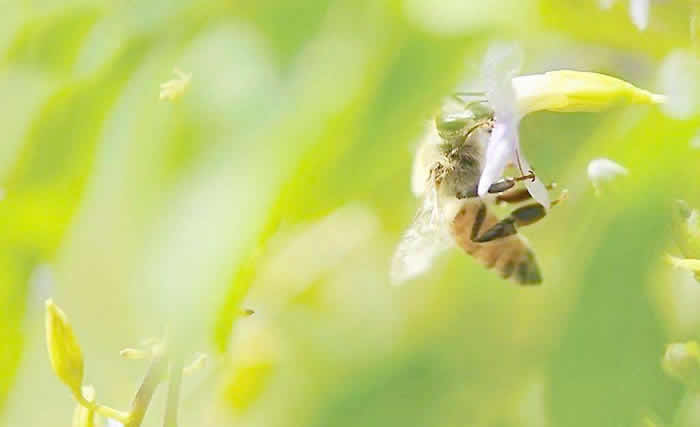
[124,352,168,427]
[72,390,129,424]
[163,353,184,427]
[95,405,130,424]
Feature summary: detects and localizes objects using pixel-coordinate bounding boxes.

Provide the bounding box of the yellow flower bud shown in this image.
[45,299,84,394]
[72,385,96,427]
[513,70,665,115]
[662,341,700,388]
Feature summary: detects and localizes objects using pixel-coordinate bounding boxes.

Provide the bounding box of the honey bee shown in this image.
[391,97,561,285]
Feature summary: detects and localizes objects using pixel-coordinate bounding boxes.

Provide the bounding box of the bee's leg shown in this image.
[473,203,547,243]
[473,218,518,242]
[459,174,535,199]
[496,183,558,204]
[470,202,488,241]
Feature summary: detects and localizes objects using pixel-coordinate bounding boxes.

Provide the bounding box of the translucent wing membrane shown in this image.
[391,186,454,285]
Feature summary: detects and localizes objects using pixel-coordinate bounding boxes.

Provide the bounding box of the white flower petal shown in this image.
[478,121,517,197]
[482,43,522,119]
[515,153,551,209]
[629,0,650,30]
[658,50,700,119]
[525,177,550,209]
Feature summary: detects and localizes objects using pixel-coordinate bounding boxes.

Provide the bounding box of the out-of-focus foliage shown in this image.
[0,1,699,427]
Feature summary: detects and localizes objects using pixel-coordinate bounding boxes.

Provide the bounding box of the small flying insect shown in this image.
[391,95,565,285]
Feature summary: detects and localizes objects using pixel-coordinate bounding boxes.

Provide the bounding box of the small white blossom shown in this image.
[159,68,191,101]
[659,50,700,119]
[598,0,651,30]
[587,158,629,193]
[629,0,650,30]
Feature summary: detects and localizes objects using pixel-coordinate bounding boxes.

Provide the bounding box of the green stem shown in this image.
[73,390,129,424]
[95,405,130,424]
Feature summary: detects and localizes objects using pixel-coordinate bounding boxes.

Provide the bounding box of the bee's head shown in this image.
[435,101,494,140]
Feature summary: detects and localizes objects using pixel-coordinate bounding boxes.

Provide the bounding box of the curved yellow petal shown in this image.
[513,70,665,115]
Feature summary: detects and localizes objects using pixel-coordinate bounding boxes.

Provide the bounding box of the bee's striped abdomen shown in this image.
[451,200,542,285]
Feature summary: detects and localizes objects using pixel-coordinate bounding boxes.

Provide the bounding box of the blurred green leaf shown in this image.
[2,8,100,76]
[549,110,698,427]
[0,248,37,413]
[308,352,446,427]
[0,34,152,411]
[538,0,694,58]
[214,7,482,350]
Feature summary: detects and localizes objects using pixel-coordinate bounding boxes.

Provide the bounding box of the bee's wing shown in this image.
[391,191,454,285]
[411,124,444,197]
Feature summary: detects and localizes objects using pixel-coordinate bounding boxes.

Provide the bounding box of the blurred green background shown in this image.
[1,1,700,426]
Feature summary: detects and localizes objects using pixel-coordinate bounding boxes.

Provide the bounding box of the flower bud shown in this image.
[45,299,84,394]
[513,70,665,115]
[662,341,700,388]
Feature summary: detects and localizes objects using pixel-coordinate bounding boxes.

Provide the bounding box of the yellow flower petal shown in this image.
[513,70,665,115]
